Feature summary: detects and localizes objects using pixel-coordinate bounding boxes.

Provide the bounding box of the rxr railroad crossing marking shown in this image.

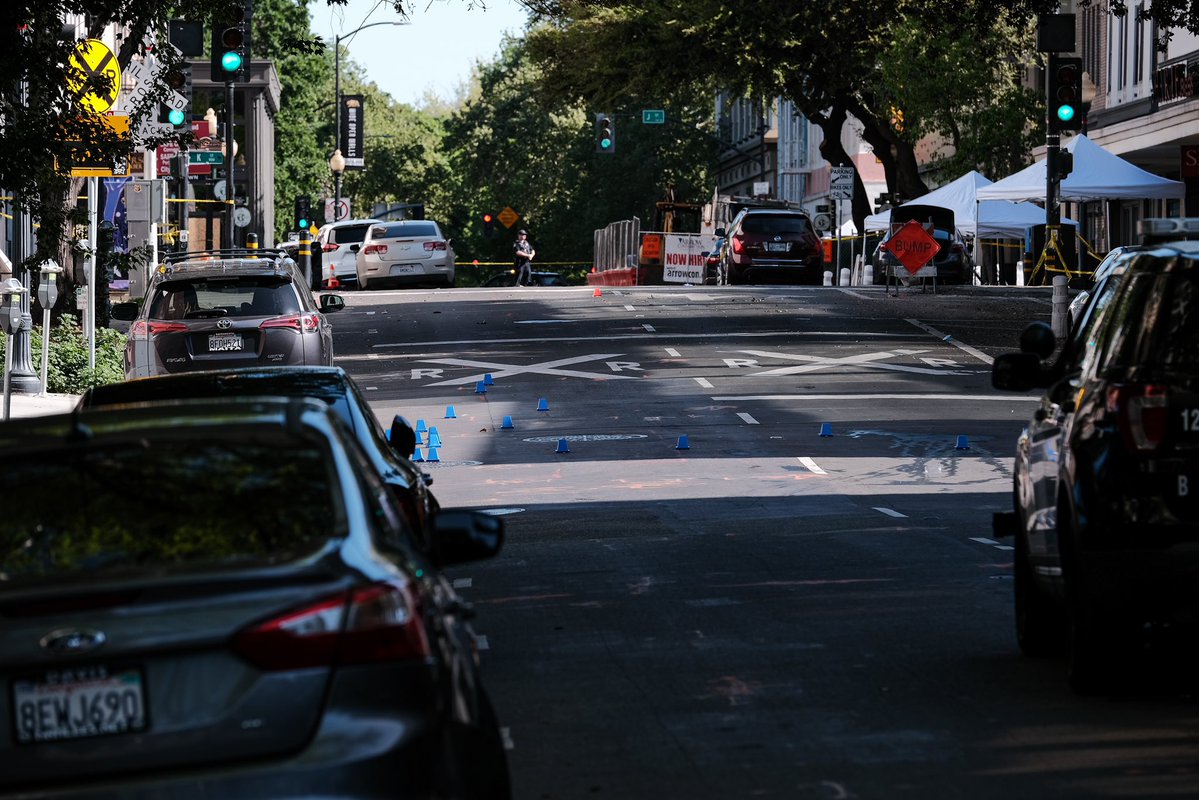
[417,353,642,386]
[727,349,969,376]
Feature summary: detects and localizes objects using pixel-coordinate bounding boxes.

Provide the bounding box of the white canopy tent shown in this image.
[976,134,1185,202]
[862,170,1074,238]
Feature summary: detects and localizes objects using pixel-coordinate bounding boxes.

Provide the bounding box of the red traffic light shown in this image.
[483,213,494,223]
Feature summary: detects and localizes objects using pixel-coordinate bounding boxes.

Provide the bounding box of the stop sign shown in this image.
[881,220,941,274]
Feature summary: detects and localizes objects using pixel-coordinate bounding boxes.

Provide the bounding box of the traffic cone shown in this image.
[501,415,514,430]
[536,398,549,412]
[445,406,457,419]
[428,427,443,448]
[818,423,833,437]
[426,447,441,462]
[675,434,690,450]
[555,438,571,454]
[484,373,495,386]
[955,435,970,450]
[412,448,425,463]
[416,419,428,435]
[593,287,602,297]
[475,380,487,394]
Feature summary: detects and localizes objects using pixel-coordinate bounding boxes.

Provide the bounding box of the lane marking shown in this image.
[797,457,826,474]
[368,353,379,360]
[694,377,714,389]
[419,353,638,386]
[374,330,909,349]
[452,577,473,589]
[665,348,682,357]
[474,634,490,651]
[712,393,1039,402]
[970,537,999,546]
[906,318,993,365]
[643,324,656,332]
[737,412,759,425]
[624,304,636,311]
[738,347,961,377]
[874,507,907,518]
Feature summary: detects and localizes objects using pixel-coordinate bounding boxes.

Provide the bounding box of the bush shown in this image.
[0,317,125,394]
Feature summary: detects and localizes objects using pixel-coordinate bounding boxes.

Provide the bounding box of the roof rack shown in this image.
[161,247,289,265]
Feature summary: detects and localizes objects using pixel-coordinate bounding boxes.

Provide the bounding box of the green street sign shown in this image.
[642,109,665,124]
[188,151,224,165]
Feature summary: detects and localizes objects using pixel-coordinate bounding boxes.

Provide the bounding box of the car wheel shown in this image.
[358,274,370,290]
[1014,521,1064,657]
[439,689,512,800]
[1059,501,1127,695]
[444,275,456,289]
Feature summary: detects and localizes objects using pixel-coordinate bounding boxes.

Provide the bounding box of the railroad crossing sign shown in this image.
[67,39,121,113]
[881,220,942,275]
[498,206,520,228]
[829,166,855,200]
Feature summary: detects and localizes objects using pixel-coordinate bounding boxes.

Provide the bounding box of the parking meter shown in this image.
[38,259,61,309]
[0,278,25,336]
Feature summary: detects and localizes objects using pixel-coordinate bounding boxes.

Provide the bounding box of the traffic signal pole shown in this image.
[223,80,234,250]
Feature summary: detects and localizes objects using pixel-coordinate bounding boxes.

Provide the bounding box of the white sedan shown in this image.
[355,220,456,289]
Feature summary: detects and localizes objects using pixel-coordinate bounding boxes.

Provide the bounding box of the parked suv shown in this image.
[716,208,822,285]
[117,248,345,379]
[993,235,1199,693]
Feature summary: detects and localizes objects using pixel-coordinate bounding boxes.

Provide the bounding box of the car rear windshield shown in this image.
[740,214,811,235]
[148,277,301,320]
[374,222,440,238]
[0,435,343,585]
[330,225,372,245]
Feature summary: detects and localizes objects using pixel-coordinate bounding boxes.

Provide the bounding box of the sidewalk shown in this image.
[2,392,81,420]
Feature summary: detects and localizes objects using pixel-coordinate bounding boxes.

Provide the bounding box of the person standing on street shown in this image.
[513,229,536,286]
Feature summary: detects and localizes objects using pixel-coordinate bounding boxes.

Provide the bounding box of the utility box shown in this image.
[126,179,167,224]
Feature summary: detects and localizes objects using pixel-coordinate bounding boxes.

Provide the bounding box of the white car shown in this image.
[356,220,456,289]
[316,218,382,288]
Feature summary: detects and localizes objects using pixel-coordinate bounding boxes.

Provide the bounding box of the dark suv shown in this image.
[119,249,345,378]
[716,208,822,285]
[993,238,1199,693]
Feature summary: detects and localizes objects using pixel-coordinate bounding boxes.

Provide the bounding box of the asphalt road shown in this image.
[334,283,1199,800]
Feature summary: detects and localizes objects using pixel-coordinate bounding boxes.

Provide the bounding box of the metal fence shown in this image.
[593,217,641,274]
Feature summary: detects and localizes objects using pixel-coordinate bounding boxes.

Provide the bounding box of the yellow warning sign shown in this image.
[498,206,520,229]
[67,39,122,114]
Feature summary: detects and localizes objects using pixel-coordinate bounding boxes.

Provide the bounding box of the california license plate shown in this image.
[765,242,789,252]
[208,332,243,352]
[390,264,418,276]
[12,666,147,744]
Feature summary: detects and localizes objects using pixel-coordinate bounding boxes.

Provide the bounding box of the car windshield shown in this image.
[740,215,810,235]
[375,222,440,238]
[148,278,301,320]
[0,435,343,586]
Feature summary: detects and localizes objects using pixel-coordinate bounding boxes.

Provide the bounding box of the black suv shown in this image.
[716,208,822,285]
[993,238,1199,693]
[117,249,345,379]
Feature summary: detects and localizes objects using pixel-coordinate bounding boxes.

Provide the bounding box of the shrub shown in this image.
[0,318,125,394]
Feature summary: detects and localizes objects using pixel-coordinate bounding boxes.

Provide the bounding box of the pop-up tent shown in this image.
[976,134,1185,202]
[863,170,1073,238]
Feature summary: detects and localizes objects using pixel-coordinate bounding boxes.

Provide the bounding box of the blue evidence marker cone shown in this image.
[675,434,690,450]
[475,381,487,394]
[555,438,571,454]
[426,447,441,462]
[445,406,457,419]
[818,423,833,437]
[416,419,428,434]
[955,435,970,450]
[412,448,425,463]
[501,415,514,430]
[537,398,550,412]
[484,373,495,386]
[428,427,443,448]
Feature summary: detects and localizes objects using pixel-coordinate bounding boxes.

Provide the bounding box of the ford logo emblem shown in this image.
[216,318,233,329]
[39,629,107,655]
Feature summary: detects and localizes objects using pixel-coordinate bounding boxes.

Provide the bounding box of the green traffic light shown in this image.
[600,136,612,149]
[221,51,242,72]
[168,108,185,126]
[298,218,308,229]
[1056,105,1075,122]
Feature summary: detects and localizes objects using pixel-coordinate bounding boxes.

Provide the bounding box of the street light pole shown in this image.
[331,21,408,223]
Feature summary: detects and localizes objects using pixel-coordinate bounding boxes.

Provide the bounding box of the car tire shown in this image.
[438,689,512,800]
[1014,522,1064,658]
[443,275,456,289]
[1059,501,1127,695]
[358,274,370,291]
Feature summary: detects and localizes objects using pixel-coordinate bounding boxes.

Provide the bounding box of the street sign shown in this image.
[498,206,520,228]
[67,39,121,113]
[188,151,224,164]
[881,220,942,275]
[325,197,350,222]
[65,114,132,177]
[829,166,854,200]
[156,141,180,176]
[642,109,665,124]
[233,206,252,228]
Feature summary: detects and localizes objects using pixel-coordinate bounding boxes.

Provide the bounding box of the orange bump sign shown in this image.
[881,220,942,274]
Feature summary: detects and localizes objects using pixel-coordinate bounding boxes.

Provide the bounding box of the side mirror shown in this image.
[348,243,361,253]
[319,294,345,313]
[992,352,1046,392]
[430,509,504,566]
[388,413,417,459]
[715,228,727,238]
[1018,321,1056,360]
[110,301,139,321]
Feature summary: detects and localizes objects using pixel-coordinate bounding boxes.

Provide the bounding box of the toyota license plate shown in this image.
[208,332,243,352]
[12,666,147,744]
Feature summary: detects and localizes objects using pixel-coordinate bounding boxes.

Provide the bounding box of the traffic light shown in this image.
[1047,55,1083,134]
[164,64,191,127]
[482,211,495,238]
[211,1,253,82]
[595,113,616,154]
[294,196,312,231]
[1056,150,1075,181]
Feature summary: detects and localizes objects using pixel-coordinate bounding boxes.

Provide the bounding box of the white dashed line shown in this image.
[694,377,713,389]
[624,304,636,312]
[972,536,1014,551]
[874,507,907,518]
[797,457,826,474]
[665,347,681,357]
[737,412,759,425]
[474,634,490,651]
[643,324,656,332]
[365,386,378,391]
[905,318,993,365]
[452,577,473,589]
[368,353,379,359]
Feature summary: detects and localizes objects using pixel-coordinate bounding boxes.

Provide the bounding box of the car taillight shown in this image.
[260,313,321,332]
[423,241,447,251]
[363,244,387,255]
[321,243,339,253]
[232,581,430,671]
[731,235,745,254]
[130,320,189,337]
[1107,383,1169,453]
